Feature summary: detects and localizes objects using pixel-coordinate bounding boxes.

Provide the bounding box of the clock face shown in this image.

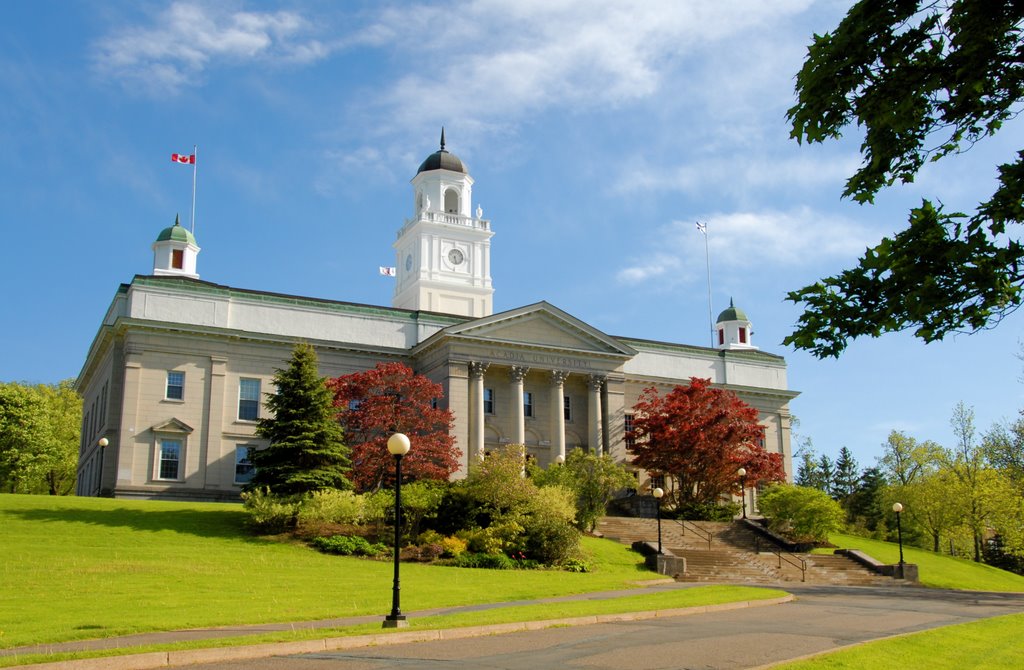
[405,254,413,271]
[447,248,465,266]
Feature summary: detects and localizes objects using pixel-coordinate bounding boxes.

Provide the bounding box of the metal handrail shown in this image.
[754,536,807,582]
[673,518,712,550]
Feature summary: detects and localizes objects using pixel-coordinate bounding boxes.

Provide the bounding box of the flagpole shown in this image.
[698,221,713,347]
[190,145,198,234]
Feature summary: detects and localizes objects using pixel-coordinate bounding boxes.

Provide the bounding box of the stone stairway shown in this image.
[596,516,896,586]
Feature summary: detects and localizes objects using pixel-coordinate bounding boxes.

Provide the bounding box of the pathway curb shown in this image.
[4,596,793,670]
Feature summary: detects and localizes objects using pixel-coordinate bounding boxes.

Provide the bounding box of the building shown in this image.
[75,134,798,501]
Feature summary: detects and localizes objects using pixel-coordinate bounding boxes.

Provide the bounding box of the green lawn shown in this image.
[775,612,1024,670]
[0,493,699,650]
[822,532,1024,592]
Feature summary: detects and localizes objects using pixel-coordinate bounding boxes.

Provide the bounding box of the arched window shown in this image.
[444,188,460,214]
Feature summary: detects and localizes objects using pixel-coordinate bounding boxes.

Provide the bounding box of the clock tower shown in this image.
[393,130,494,317]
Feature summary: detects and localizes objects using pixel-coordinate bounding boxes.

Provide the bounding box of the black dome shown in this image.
[416,128,467,174]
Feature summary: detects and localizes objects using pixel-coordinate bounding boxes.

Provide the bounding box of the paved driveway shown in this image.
[184,585,1024,670]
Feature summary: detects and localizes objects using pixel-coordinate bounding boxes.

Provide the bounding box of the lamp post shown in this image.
[96,438,109,497]
[892,502,905,577]
[737,467,747,519]
[653,487,664,554]
[383,432,411,628]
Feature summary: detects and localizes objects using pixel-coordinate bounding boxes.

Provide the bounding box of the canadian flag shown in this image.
[379,266,397,277]
[171,153,196,164]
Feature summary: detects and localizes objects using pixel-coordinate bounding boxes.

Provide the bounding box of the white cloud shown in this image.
[361,0,818,132]
[94,2,328,94]
[616,207,877,287]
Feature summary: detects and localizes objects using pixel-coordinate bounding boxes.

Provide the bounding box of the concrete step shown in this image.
[597,515,897,586]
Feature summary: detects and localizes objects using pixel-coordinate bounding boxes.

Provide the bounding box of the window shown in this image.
[158,439,181,480]
[238,378,261,421]
[718,329,725,346]
[739,327,747,344]
[649,473,665,490]
[563,395,572,422]
[234,446,256,485]
[625,413,635,448]
[483,388,495,414]
[166,371,184,400]
[171,249,184,269]
[523,391,534,418]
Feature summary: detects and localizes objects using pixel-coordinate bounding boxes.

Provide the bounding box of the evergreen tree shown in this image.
[816,454,834,496]
[831,446,860,501]
[249,343,350,495]
[845,466,887,532]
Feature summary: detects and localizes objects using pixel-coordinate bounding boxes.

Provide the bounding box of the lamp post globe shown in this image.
[737,467,748,520]
[892,502,905,574]
[96,437,109,497]
[653,487,664,555]
[384,432,411,628]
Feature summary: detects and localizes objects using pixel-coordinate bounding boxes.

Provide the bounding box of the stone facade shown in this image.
[74,136,798,501]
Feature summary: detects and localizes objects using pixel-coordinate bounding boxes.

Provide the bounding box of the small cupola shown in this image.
[152,215,200,279]
[715,298,756,350]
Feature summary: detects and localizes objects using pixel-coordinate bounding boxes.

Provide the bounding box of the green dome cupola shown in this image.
[152,214,200,279]
[715,298,756,350]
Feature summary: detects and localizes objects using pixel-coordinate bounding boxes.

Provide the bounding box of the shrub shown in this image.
[758,483,846,544]
[401,481,446,538]
[240,487,301,533]
[296,489,365,532]
[447,552,518,570]
[673,500,740,522]
[562,558,590,573]
[310,535,389,557]
[439,535,467,558]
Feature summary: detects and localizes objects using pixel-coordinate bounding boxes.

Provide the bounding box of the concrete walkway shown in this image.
[6,583,1024,670]
[1,580,783,668]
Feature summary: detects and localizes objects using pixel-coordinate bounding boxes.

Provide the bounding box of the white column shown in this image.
[588,374,605,456]
[509,366,529,445]
[549,370,568,464]
[469,361,488,462]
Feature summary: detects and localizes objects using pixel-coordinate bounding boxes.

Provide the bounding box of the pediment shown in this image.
[152,417,194,434]
[434,302,637,358]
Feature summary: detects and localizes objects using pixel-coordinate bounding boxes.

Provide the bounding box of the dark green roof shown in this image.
[716,298,748,323]
[156,217,197,245]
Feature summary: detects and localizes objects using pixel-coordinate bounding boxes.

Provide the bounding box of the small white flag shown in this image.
[695,221,707,234]
[379,266,396,277]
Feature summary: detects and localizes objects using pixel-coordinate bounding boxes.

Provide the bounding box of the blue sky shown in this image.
[3,0,1023,468]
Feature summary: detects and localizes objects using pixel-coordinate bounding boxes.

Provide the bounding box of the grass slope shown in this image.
[823,532,1024,592]
[0,494,654,649]
[777,612,1024,670]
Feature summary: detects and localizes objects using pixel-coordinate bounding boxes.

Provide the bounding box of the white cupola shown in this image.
[152,215,200,279]
[715,298,756,350]
[392,129,494,317]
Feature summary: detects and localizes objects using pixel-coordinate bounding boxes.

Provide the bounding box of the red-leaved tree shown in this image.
[327,362,460,492]
[627,377,785,506]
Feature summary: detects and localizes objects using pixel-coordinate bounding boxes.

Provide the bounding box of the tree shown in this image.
[0,380,80,495]
[831,446,860,501]
[944,401,1017,562]
[328,362,459,493]
[531,449,636,532]
[878,430,944,487]
[785,1,1024,357]
[845,466,888,533]
[984,411,1024,493]
[758,484,846,544]
[627,378,786,507]
[900,468,963,553]
[249,343,351,496]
